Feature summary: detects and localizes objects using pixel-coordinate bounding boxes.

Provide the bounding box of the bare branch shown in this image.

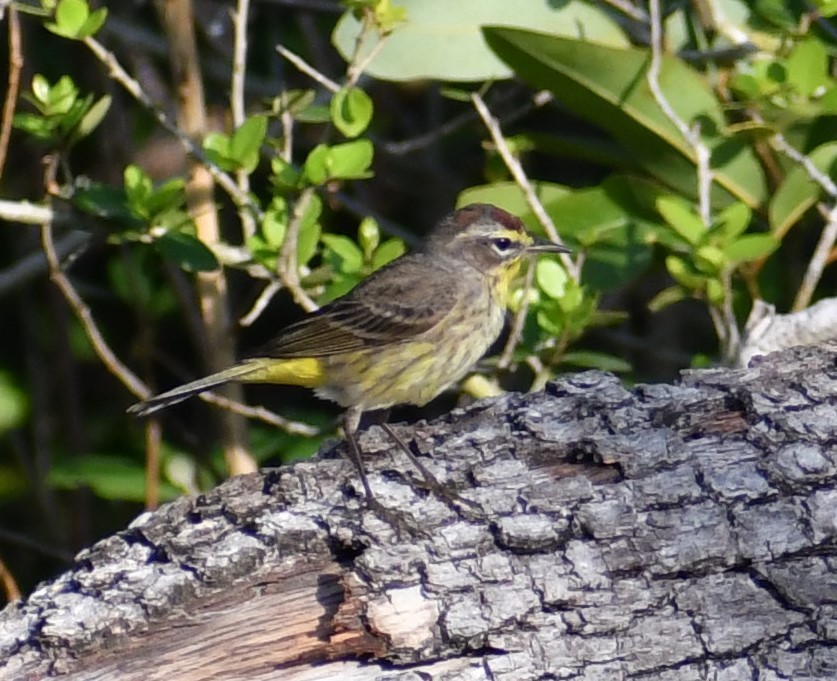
[82,34,262,221]
[279,187,319,313]
[0,5,22,181]
[646,0,713,226]
[230,0,258,241]
[793,204,837,312]
[40,209,150,400]
[471,92,577,280]
[276,44,340,93]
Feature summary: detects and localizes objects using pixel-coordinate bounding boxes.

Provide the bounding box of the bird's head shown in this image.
[426,203,570,296]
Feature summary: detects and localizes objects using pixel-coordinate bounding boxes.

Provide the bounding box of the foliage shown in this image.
[0,0,834,594]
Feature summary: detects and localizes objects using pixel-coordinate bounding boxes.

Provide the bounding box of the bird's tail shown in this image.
[127,361,267,417]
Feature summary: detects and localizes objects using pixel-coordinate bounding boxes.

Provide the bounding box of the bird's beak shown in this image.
[526,237,571,255]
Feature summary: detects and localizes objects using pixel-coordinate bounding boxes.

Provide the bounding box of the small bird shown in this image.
[129,204,570,498]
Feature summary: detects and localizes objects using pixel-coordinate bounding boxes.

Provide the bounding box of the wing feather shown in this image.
[255,258,457,359]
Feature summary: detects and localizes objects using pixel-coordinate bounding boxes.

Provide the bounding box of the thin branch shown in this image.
[0,4,22,181]
[0,555,20,602]
[82,34,262,221]
[279,187,319,312]
[498,264,535,370]
[793,204,837,312]
[0,198,57,224]
[768,128,837,199]
[383,89,553,157]
[154,0,255,476]
[276,44,340,93]
[198,391,321,436]
[646,0,713,226]
[40,207,150,401]
[230,0,258,241]
[240,279,281,327]
[471,92,577,280]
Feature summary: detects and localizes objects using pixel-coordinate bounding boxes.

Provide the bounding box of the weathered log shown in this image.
[2,343,836,680]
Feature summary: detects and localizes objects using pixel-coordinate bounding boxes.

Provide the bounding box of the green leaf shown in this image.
[31,74,50,104]
[124,164,153,214]
[710,202,751,243]
[358,217,380,259]
[297,194,323,265]
[666,255,705,289]
[70,94,110,142]
[73,182,137,223]
[332,0,628,82]
[303,140,374,184]
[371,238,406,270]
[203,132,234,171]
[261,198,288,248]
[656,196,706,245]
[331,87,374,138]
[229,115,267,172]
[322,233,364,273]
[484,28,767,208]
[156,231,219,272]
[270,157,300,191]
[769,142,837,237]
[535,258,568,299]
[722,234,779,265]
[0,371,28,433]
[47,454,179,502]
[785,40,829,98]
[327,139,375,180]
[47,0,89,37]
[647,285,688,313]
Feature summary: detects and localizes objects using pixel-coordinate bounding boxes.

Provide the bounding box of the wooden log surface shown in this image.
[1,343,836,680]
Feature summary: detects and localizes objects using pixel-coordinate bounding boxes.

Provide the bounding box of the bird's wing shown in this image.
[256,259,458,358]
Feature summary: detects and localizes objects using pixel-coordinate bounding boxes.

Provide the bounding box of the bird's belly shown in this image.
[316,299,505,411]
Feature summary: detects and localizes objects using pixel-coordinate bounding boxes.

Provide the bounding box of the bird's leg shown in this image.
[380,422,443,490]
[342,408,374,500]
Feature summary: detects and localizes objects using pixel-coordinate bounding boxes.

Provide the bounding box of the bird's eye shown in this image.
[491,237,513,253]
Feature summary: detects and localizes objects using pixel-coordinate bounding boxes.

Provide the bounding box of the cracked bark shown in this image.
[1,343,836,680]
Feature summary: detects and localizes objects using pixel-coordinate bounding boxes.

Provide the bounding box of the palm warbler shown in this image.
[129,203,569,498]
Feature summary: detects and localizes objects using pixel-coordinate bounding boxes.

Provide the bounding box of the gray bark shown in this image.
[1,343,836,680]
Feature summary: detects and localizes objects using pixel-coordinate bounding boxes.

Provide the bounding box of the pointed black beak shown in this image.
[526,237,571,255]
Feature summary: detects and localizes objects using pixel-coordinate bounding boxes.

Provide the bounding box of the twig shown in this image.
[40,208,150,401]
[0,555,21,602]
[345,22,389,88]
[0,198,57,224]
[767,128,837,199]
[383,89,553,156]
[793,204,837,312]
[230,0,257,240]
[154,0,255,476]
[498,264,535,370]
[0,4,22,181]
[198,392,321,436]
[276,44,340,93]
[646,0,713,227]
[471,92,577,280]
[82,34,262,221]
[754,116,837,310]
[240,279,282,327]
[279,187,319,312]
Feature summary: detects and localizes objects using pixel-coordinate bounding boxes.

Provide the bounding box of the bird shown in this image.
[128,203,570,498]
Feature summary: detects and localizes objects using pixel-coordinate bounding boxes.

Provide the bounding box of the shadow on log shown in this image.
[2,343,837,680]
